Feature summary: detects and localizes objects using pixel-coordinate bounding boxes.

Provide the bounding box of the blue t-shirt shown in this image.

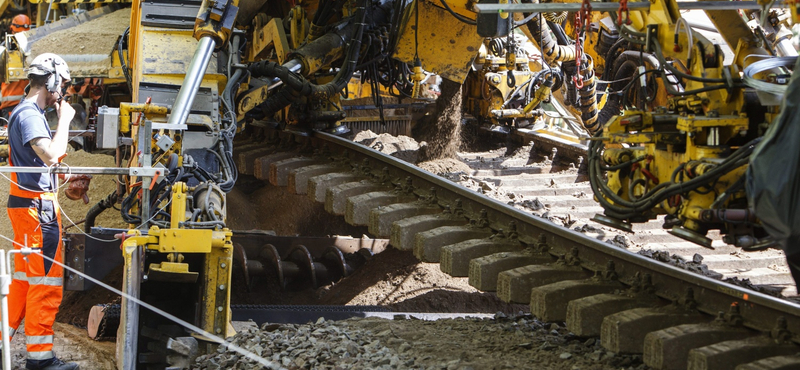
[8,99,53,192]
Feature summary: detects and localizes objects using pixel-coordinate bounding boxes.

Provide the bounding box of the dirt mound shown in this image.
[355,130,422,164]
[317,248,525,314]
[0,149,125,251]
[57,265,122,327]
[30,8,131,77]
[417,157,471,175]
[58,149,127,230]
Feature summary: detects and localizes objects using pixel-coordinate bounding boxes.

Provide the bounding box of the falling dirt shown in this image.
[416,79,463,161]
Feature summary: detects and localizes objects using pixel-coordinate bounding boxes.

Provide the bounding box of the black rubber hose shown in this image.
[85,192,119,233]
[248,0,370,114]
[522,0,575,63]
[599,38,630,90]
[578,64,599,134]
[597,59,638,126]
[547,20,569,46]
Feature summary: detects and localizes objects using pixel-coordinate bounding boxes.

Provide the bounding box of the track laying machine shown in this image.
[0,0,797,368]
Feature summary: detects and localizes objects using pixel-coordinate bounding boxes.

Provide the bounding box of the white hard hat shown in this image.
[27,53,70,93]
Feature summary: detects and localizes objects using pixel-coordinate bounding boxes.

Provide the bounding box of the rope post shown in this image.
[1,247,38,370]
[0,250,11,370]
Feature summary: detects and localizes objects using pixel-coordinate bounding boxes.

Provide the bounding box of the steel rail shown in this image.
[314,131,800,341]
[475,1,788,13]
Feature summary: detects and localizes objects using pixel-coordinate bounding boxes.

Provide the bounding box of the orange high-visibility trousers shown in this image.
[3,192,63,361]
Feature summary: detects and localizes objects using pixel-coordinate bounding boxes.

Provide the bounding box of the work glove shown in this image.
[64,174,92,204]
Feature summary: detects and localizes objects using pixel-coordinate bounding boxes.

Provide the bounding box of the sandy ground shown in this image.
[5,323,116,370]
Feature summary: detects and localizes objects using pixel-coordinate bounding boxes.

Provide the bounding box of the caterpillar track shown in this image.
[232,126,800,370]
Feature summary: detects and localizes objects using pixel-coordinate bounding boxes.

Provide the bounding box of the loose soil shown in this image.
[0,149,125,251]
[417,157,472,175]
[354,130,423,164]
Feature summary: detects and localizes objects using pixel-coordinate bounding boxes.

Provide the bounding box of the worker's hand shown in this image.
[55,100,75,124]
[64,174,92,204]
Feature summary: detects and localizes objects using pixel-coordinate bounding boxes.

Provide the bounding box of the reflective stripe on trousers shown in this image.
[27,350,54,360]
[3,194,64,359]
[27,334,55,358]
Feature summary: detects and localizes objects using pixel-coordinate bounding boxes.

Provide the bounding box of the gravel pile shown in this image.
[192,317,414,370]
[193,314,647,370]
[637,249,723,279]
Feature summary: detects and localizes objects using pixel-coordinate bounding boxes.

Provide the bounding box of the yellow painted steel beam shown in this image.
[30,0,123,3]
[394,0,483,83]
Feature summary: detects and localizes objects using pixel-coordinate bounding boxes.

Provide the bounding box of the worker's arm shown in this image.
[30,101,75,166]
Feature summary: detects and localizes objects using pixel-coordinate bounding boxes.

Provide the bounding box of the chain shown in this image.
[617,0,631,26]
[573,12,583,88]
[573,0,593,89]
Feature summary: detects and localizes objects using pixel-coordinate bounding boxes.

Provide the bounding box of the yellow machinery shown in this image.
[582,1,795,249]
[1,0,797,368]
[473,0,796,249]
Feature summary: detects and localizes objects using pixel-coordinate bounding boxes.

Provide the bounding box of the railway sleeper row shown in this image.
[232,128,800,370]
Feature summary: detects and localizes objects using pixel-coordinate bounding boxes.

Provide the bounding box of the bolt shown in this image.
[219,284,225,291]
[216,328,222,334]
[220,263,227,269]
[217,306,223,312]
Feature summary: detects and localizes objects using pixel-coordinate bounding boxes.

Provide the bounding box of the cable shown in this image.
[414,0,419,60]
[514,12,537,29]
[588,136,760,218]
[742,56,797,95]
[438,0,476,25]
[118,27,132,93]
[674,17,693,65]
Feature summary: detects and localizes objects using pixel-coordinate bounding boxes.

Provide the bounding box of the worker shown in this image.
[1,14,32,119]
[2,53,79,370]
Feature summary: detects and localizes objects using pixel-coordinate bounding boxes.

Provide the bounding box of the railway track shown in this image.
[232,126,800,370]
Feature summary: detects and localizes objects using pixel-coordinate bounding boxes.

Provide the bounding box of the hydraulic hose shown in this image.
[597,57,640,126]
[523,0,575,63]
[248,0,370,114]
[589,136,760,218]
[84,192,119,233]
[597,51,662,126]
[578,57,599,134]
